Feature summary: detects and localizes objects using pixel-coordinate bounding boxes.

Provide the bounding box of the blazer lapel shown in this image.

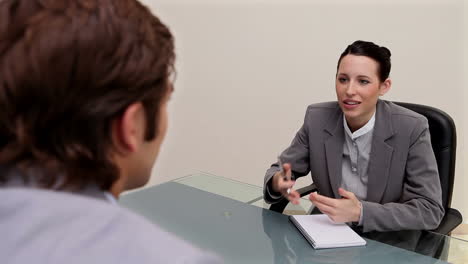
[366,100,395,203]
[324,107,344,198]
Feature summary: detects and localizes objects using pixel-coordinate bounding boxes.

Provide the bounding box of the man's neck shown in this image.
[109,177,125,199]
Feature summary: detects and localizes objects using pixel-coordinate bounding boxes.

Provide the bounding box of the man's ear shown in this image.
[112,102,145,153]
[379,78,392,96]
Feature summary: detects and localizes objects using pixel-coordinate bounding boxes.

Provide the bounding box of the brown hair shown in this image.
[0,0,175,191]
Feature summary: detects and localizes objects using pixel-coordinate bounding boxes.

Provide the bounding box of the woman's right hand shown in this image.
[272,163,300,205]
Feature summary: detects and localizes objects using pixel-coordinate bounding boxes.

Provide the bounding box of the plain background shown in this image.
[140,0,468,223]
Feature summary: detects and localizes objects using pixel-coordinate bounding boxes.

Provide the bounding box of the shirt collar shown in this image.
[343,110,376,140]
[103,191,118,205]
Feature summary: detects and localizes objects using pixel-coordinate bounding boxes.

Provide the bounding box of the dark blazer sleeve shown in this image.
[361,118,445,232]
[263,108,312,204]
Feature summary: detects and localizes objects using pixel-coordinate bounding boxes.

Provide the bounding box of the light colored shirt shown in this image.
[104,191,118,205]
[0,187,222,264]
[342,111,376,225]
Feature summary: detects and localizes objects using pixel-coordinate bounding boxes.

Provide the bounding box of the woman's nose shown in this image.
[345,81,357,96]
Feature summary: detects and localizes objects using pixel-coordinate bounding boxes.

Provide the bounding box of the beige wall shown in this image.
[462,0,468,223]
[141,0,467,222]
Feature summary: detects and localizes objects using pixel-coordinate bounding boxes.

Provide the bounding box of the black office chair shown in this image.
[270,102,462,235]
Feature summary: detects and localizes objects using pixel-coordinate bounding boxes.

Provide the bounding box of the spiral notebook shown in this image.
[290,214,366,249]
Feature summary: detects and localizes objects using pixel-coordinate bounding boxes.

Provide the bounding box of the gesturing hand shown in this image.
[309,188,362,223]
[272,163,300,205]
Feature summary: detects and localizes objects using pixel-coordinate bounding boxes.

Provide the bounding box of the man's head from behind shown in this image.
[0,0,175,195]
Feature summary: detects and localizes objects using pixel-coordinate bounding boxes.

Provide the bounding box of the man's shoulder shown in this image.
[0,188,222,264]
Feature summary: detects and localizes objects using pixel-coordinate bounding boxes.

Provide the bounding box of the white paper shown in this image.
[290,214,367,249]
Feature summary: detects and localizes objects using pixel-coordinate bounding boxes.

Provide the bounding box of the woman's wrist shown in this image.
[354,201,363,222]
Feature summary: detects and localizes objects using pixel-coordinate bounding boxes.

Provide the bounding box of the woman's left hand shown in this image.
[309,188,362,223]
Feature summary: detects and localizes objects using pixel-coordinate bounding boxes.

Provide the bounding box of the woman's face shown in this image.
[335,54,391,131]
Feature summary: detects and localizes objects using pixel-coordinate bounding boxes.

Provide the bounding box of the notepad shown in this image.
[290,214,366,249]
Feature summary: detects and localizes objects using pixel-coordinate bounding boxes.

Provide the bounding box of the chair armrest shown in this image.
[431,208,463,235]
[296,183,318,197]
[269,183,317,213]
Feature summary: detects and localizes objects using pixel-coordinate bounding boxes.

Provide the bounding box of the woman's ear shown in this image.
[112,102,145,154]
[379,79,392,96]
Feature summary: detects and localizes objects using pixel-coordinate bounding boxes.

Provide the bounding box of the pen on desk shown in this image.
[278,156,291,195]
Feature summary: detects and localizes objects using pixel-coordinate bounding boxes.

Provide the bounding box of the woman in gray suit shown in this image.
[264,40,444,232]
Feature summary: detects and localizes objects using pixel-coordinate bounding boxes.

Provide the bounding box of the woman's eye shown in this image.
[359,79,370,85]
[338,78,348,83]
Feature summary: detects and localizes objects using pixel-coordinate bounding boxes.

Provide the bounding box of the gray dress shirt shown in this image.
[341,112,375,225]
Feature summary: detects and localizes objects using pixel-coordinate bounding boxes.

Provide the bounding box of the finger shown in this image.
[287,189,300,201]
[291,198,300,205]
[309,192,337,207]
[277,180,296,191]
[273,170,293,192]
[309,192,318,202]
[282,163,292,180]
[272,172,285,192]
[312,199,335,216]
[281,186,298,197]
[309,193,332,212]
[279,188,299,204]
[274,170,285,181]
[338,188,356,200]
[289,196,300,205]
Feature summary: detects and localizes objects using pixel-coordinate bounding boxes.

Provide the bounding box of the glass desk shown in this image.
[120,172,468,264]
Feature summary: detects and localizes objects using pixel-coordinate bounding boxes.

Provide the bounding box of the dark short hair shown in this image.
[337,40,391,81]
[0,0,175,191]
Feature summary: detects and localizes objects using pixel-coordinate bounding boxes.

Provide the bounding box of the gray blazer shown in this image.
[264,100,444,232]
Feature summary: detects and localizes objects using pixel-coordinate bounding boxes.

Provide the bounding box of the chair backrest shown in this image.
[393,102,456,210]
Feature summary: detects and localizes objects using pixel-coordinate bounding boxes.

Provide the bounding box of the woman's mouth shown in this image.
[343,99,361,109]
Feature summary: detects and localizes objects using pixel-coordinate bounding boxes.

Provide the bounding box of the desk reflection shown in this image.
[360,229,449,260]
[262,209,448,264]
